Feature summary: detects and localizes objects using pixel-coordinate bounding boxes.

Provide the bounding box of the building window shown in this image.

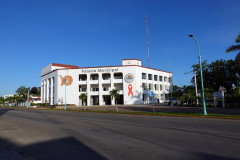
[149,84,152,90]
[91,74,99,80]
[142,73,146,79]
[148,74,152,80]
[102,73,110,80]
[164,77,167,82]
[91,87,99,91]
[154,84,158,90]
[114,83,123,90]
[169,77,171,82]
[142,83,146,90]
[165,85,169,91]
[79,85,87,92]
[114,73,123,79]
[159,76,163,81]
[102,84,110,91]
[93,88,99,91]
[154,75,158,81]
[79,74,87,81]
[160,85,163,91]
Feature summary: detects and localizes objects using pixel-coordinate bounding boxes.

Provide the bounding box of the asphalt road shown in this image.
[0,108,240,160]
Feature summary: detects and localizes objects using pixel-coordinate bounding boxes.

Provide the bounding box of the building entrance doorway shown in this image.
[103,95,111,105]
[116,95,124,105]
[91,96,99,105]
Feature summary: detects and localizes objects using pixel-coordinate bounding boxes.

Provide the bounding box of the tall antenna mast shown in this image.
[146,12,150,68]
[169,60,172,98]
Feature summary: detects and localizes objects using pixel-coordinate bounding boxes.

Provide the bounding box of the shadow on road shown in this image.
[14,137,107,160]
[0,108,14,117]
[193,152,239,160]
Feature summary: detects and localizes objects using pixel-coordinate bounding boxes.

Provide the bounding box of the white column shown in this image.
[158,77,160,103]
[111,72,115,105]
[41,80,44,103]
[43,80,46,103]
[161,76,164,102]
[146,74,149,104]
[46,79,49,103]
[87,74,91,106]
[151,75,154,104]
[99,73,103,106]
[51,77,53,105]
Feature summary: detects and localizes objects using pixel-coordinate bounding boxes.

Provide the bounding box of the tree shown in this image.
[16,86,29,102]
[79,93,87,110]
[186,88,196,105]
[191,59,240,94]
[204,88,214,106]
[0,97,5,106]
[226,33,240,65]
[30,87,40,95]
[209,59,240,93]
[171,91,182,99]
[109,89,120,112]
[191,60,210,89]
[231,87,240,106]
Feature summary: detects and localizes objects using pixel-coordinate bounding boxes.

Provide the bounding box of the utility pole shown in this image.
[169,60,172,98]
[146,13,150,68]
[194,71,199,106]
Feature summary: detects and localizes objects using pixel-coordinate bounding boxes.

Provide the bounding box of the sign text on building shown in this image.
[82,68,119,73]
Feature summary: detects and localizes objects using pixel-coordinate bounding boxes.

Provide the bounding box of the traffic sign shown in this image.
[149,91,154,97]
[213,92,223,98]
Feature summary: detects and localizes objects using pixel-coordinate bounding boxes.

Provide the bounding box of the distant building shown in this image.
[41,59,172,106]
[4,95,14,99]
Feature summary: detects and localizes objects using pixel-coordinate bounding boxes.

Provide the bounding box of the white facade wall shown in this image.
[41,60,172,106]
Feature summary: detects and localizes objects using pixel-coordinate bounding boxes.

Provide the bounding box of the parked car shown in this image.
[168,97,180,106]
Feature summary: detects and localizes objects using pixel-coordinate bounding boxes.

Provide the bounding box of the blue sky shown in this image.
[0,0,239,96]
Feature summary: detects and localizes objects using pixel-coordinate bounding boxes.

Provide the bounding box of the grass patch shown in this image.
[60,109,240,119]
[2,106,240,119]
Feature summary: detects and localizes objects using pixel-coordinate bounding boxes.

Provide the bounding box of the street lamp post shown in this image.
[64,79,67,110]
[188,34,207,115]
[27,88,30,108]
[59,75,67,110]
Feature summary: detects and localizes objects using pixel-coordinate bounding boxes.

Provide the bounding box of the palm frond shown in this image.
[226,45,240,53]
[235,34,240,43]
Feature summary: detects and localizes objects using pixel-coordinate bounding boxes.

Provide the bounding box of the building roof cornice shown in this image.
[41,64,172,77]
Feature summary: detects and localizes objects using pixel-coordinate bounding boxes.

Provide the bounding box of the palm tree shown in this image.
[79,93,87,110]
[109,89,120,112]
[226,33,240,65]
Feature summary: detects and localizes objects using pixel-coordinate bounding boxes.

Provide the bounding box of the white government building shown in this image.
[41,59,172,106]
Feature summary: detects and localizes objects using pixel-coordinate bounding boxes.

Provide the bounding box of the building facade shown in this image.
[41,59,172,106]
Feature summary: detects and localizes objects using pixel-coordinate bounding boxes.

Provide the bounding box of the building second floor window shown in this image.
[159,76,163,81]
[142,73,146,79]
[164,77,167,82]
[91,74,99,80]
[114,73,123,79]
[148,74,152,80]
[79,74,87,81]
